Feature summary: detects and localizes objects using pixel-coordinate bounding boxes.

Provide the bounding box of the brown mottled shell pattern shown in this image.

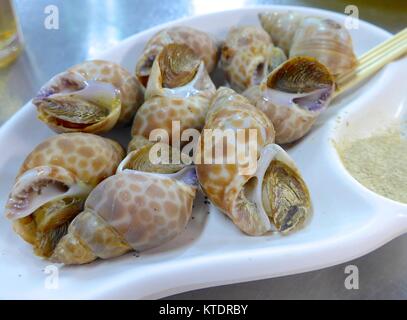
[289,17,357,76]
[136,26,219,85]
[221,26,273,92]
[18,133,125,187]
[69,60,144,125]
[196,87,275,234]
[132,95,209,143]
[51,171,196,264]
[259,11,302,54]
[244,84,316,144]
[259,12,357,76]
[132,47,216,143]
[86,172,195,251]
[244,56,335,144]
[4,16,346,263]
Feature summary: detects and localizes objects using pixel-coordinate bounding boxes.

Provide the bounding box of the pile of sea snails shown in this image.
[4,11,356,264]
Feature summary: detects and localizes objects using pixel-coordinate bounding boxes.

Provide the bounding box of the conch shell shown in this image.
[132,44,216,144]
[33,60,144,134]
[244,56,335,144]
[50,167,197,264]
[221,26,287,92]
[196,87,312,235]
[5,133,125,258]
[259,11,357,76]
[136,26,219,86]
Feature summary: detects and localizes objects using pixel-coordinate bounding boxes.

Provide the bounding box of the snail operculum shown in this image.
[36,96,110,125]
[231,144,312,235]
[262,160,311,232]
[33,71,121,130]
[32,206,75,258]
[119,138,189,175]
[32,196,84,233]
[158,43,201,89]
[265,56,334,112]
[6,166,92,257]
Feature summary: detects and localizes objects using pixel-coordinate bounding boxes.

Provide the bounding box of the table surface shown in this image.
[1,0,407,299]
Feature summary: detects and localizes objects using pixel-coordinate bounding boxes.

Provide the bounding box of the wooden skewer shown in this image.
[338,34,407,85]
[342,41,407,83]
[358,28,407,64]
[333,28,407,99]
[335,41,406,94]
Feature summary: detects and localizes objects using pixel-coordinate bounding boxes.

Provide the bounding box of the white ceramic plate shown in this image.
[0,5,406,299]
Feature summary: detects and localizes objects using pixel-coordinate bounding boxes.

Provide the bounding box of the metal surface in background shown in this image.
[1,0,407,299]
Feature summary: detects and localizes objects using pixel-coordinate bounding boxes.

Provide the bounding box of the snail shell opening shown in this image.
[266,56,334,112]
[158,43,201,89]
[33,71,121,133]
[5,165,92,258]
[230,144,312,235]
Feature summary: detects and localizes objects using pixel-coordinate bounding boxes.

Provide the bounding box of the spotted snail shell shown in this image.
[33,60,144,134]
[135,26,219,87]
[131,44,216,145]
[195,87,312,235]
[50,166,197,265]
[244,56,335,144]
[220,26,287,92]
[259,11,357,76]
[4,133,125,258]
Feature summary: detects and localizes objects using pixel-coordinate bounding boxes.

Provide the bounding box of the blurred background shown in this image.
[0,0,407,299]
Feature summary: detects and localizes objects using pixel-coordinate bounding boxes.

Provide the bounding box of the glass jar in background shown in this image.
[0,0,22,68]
